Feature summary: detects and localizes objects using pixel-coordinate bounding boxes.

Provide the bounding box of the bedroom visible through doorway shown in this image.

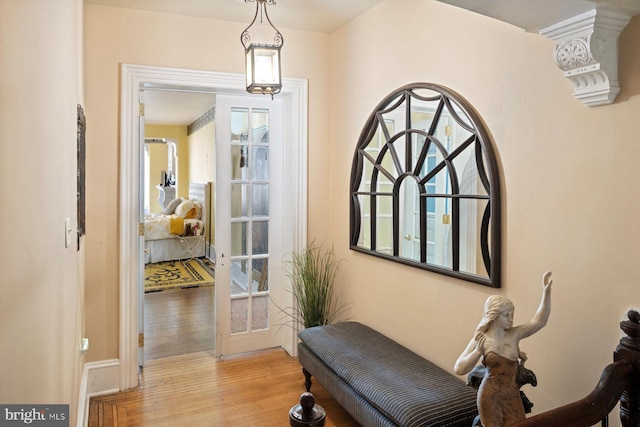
[141,89,218,362]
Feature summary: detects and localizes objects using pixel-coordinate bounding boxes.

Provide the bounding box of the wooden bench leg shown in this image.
[303,368,312,392]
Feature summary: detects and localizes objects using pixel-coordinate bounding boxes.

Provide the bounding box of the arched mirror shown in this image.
[350,83,501,287]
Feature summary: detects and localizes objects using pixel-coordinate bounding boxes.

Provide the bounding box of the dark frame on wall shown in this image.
[77,104,86,250]
[349,83,502,287]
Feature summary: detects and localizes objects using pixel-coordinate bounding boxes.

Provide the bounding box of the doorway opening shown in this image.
[119,64,308,390]
[141,92,218,361]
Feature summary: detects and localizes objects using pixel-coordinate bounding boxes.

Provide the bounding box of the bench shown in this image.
[297,321,478,427]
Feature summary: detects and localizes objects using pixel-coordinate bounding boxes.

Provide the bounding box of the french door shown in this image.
[215,95,284,356]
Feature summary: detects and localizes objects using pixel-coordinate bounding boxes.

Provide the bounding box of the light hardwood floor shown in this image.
[144,286,215,360]
[89,286,359,426]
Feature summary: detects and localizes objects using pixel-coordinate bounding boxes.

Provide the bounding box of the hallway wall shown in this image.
[328,1,640,422]
[0,0,85,424]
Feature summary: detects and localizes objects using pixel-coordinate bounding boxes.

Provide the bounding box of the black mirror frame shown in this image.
[349,83,502,288]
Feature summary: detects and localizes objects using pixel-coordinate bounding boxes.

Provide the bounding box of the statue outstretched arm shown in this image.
[516,271,553,340]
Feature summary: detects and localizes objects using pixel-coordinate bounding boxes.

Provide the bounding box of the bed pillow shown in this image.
[184,207,198,219]
[192,200,203,220]
[175,199,196,219]
[169,215,184,235]
[162,198,182,215]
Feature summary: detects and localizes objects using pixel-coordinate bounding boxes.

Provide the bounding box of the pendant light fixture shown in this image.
[241,0,283,97]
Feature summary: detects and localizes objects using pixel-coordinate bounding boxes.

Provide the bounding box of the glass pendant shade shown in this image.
[245,44,282,95]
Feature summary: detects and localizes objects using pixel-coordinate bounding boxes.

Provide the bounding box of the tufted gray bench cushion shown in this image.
[298,321,478,427]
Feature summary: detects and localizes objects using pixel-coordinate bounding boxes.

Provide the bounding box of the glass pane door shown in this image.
[229,107,271,334]
[215,95,283,356]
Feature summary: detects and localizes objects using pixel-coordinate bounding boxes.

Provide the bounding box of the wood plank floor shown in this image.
[144,286,214,360]
[90,281,359,426]
[89,348,360,427]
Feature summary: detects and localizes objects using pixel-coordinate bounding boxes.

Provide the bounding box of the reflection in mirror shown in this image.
[399,177,421,262]
[350,83,501,287]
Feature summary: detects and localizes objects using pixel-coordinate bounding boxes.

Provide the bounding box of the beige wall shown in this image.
[330,1,640,422]
[83,1,640,421]
[83,4,331,361]
[0,0,84,423]
[188,121,215,186]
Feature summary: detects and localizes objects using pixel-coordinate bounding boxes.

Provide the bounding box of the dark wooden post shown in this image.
[303,368,313,392]
[289,392,326,427]
[614,309,640,427]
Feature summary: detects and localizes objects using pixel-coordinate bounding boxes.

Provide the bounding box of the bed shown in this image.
[144,181,211,264]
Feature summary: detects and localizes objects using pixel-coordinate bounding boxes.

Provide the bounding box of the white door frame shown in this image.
[119,63,308,390]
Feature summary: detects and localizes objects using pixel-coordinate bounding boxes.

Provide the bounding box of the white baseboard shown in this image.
[77,359,120,427]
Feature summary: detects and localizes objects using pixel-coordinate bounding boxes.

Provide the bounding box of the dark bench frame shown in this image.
[298,321,478,427]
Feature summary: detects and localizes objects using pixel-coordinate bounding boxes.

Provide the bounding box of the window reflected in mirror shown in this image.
[350,83,501,287]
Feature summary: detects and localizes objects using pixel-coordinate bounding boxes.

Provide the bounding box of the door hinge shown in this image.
[139,223,145,236]
[138,333,144,348]
[139,103,145,117]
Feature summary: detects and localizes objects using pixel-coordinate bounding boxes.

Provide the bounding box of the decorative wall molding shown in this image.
[540,9,632,107]
[187,105,215,136]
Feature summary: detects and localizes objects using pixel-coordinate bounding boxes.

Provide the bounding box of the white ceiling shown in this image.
[436,0,640,32]
[85,0,384,34]
[142,90,218,126]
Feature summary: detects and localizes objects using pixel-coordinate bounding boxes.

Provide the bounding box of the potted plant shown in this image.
[281,241,350,330]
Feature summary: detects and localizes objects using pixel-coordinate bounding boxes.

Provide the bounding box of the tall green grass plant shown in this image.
[282,241,350,329]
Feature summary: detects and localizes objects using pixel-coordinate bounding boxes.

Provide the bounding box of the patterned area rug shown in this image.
[145,258,215,292]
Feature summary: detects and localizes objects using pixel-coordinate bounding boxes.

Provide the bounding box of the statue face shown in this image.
[495,308,514,330]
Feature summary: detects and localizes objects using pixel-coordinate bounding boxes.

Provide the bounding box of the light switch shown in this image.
[81,338,89,355]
